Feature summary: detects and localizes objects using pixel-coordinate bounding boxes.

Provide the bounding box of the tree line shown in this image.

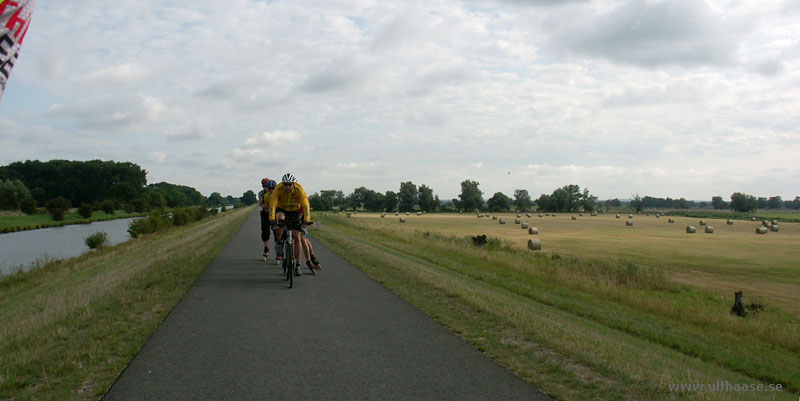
[0,160,248,220]
[308,180,600,213]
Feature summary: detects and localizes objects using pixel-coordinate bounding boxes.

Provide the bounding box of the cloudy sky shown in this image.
[1,0,798,201]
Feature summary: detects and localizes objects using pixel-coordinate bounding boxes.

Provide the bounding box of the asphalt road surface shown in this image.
[103,209,551,400]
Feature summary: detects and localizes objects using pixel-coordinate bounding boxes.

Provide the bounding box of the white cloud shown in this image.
[244,131,301,146]
[1,0,798,201]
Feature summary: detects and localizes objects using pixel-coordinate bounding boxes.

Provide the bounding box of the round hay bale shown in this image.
[546,213,550,216]
[527,238,542,251]
[625,220,633,226]
[616,214,620,218]
[493,216,498,220]
[539,213,544,217]
[516,213,521,218]
[381,212,386,218]
[762,220,769,227]
[705,226,714,233]
[399,218,406,223]
[528,227,538,235]
[353,211,358,214]
[422,211,426,214]
[750,217,756,221]
[515,218,521,224]
[346,212,352,218]
[552,214,557,217]
[526,213,532,218]
[756,226,768,234]
[459,211,463,214]
[686,226,696,234]
[769,224,779,232]
[499,218,506,224]
[477,215,483,218]
[699,220,706,226]
[646,213,650,216]
[771,220,778,225]
[417,212,422,216]
[572,216,577,220]
[579,213,583,217]
[628,214,633,218]
[591,212,597,216]
[395,212,399,216]
[726,219,733,225]
[521,222,529,229]
[406,212,410,216]
[656,214,660,218]
[668,218,675,223]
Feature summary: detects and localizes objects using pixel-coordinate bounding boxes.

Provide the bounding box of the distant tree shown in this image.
[148,192,166,209]
[458,180,483,211]
[606,198,622,208]
[487,192,511,212]
[100,200,116,215]
[674,198,690,209]
[398,181,417,212]
[78,203,93,218]
[20,197,36,215]
[767,196,784,209]
[730,192,757,212]
[207,192,224,206]
[309,193,332,211]
[334,190,345,209]
[630,194,643,213]
[581,188,598,212]
[226,195,235,204]
[756,197,768,210]
[433,195,441,212]
[450,198,461,211]
[383,191,398,212]
[513,189,532,212]
[535,194,554,211]
[417,184,435,212]
[46,197,72,221]
[242,190,257,206]
[711,196,727,210]
[131,198,148,212]
[0,179,33,210]
[791,196,800,210]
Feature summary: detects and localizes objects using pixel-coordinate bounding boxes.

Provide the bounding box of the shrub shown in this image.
[46,197,71,221]
[123,202,135,213]
[128,218,154,238]
[20,198,37,215]
[78,203,93,219]
[100,200,115,215]
[85,231,108,249]
[132,198,148,213]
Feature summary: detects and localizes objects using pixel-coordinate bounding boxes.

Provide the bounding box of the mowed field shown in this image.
[314,211,800,400]
[345,211,800,313]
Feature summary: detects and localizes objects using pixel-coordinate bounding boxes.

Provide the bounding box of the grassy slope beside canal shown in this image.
[313,213,799,401]
[0,206,252,401]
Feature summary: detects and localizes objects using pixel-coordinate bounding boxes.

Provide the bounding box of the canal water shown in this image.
[0,217,140,277]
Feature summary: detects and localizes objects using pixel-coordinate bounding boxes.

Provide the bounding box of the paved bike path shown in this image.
[103,209,551,400]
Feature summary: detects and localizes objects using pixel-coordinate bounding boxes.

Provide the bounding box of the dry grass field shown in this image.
[346,212,800,313]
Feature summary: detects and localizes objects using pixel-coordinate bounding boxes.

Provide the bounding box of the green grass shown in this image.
[0,206,252,400]
[0,210,147,233]
[313,212,800,401]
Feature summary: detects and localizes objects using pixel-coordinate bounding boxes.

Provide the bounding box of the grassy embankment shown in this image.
[313,212,800,401]
[0,210,147,233]
[0,206,252,401]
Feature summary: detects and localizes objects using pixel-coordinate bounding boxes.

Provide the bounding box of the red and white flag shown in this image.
[0,0,36,103]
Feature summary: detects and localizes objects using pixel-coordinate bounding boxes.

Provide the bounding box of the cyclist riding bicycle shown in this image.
[258,178,277,259]
[298,208,322,271]
[269,173,316,277]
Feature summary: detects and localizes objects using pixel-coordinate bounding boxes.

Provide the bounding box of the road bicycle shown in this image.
[277,217,314,288]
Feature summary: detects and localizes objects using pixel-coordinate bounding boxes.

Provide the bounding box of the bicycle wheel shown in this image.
[285,242,294,288]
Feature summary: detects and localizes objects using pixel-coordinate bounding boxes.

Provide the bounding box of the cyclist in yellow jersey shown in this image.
[269,173,312,276]
[258,178,277,259]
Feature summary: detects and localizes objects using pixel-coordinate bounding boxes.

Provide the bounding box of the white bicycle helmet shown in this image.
[281,173,296,183]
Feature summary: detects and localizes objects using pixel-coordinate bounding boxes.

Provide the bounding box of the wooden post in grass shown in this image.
[731,291,746,317]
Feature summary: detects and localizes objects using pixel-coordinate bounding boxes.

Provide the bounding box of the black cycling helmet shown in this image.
[266,179,277,190]
[281,173,296,184]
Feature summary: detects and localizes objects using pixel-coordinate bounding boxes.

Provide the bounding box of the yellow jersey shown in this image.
[269,182,310,222]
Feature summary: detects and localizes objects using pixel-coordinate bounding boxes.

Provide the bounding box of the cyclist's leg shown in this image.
[260,210,270,256]
[275,210,286,257]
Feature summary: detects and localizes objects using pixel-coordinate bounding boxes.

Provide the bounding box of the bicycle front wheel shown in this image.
[285,242,294,288]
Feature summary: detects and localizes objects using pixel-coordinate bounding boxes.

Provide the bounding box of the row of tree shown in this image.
[627,193,800,213]
[307,180,599,213]
[0,160,248,218]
